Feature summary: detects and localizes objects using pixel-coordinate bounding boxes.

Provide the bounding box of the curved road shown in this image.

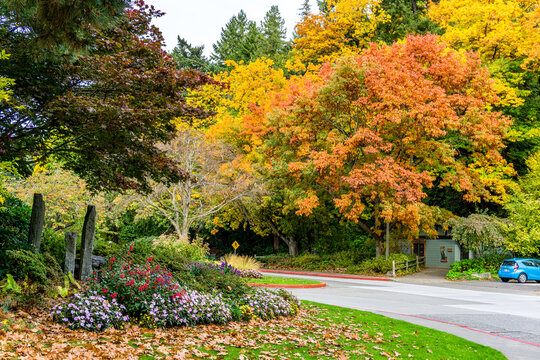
[269,273,540,360]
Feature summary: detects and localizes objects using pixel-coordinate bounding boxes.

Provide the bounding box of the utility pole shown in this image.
[385,221,390,260]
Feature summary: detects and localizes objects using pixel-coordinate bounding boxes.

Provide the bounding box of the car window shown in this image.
[533,260,540,267]
[502,260,515,266]
[523,260,534,266]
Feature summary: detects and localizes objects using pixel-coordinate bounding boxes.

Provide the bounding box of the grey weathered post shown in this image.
[64,232,77,275]
[78,205,96,280]
[28,193,45,252]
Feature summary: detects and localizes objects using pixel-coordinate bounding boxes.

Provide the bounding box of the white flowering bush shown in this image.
[140,290,232,328]
[242,288,301,321]
[51,291,129,332]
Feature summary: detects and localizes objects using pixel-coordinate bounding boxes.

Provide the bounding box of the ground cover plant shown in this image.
[0,301,506,359]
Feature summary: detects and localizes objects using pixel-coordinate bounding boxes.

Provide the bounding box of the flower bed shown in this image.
[51,252,300,332]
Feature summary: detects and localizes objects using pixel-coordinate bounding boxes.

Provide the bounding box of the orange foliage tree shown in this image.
[262,35,514,251]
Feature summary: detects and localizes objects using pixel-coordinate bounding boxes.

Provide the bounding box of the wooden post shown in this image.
[28,193,45,252]
[78,205,96,281]
[392,260,396,277]
[416,256,419,269]
[406,259,409,271]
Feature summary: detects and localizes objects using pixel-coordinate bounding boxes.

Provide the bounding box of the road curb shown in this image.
[261,269,392,281]
[247,282,327,289]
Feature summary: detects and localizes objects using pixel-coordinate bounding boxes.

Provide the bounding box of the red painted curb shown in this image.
[248,282,327,289]
[368,308,540,348]
[261,269,391,282]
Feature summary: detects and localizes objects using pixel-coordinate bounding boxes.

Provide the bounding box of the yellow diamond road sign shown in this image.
[232,241,240,250]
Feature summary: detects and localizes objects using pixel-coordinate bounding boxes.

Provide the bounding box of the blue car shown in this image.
[498,258,540,283]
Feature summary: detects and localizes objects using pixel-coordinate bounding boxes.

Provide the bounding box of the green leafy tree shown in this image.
[0,1,215,191]
[504,151,540,255]
[448,214,508,254]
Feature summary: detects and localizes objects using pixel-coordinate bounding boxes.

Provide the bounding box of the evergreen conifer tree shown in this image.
[170,36,215,73]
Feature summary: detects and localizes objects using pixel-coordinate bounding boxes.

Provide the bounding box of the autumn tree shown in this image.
[292,0,388,64]
[262,35,513,253]
[0,1,214,191]
[135,129,255,243]
[429,0,540,173]
[6,164,109,231]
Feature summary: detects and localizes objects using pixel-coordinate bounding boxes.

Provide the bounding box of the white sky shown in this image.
[145,0,318,56]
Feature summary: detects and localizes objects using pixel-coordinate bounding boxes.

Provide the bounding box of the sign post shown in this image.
[232,241,239,255]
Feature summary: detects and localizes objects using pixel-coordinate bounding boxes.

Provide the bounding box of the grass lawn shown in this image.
[247,276,324,286]
[0,301,506,359]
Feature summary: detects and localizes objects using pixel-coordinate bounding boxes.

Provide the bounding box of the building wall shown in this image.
[425,239,461,268]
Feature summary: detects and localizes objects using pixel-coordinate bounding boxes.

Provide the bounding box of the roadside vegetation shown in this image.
[259,253,422,276]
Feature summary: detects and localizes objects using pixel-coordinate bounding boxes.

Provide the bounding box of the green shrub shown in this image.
[5,250,48,284]
[446,253,508,280]
[4,249,63,286]
[40,228,65,267]
[353,254,413,274]
[0,196,32,257]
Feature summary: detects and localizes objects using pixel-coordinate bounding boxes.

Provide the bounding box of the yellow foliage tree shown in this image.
[429,0,538,65]
[292,0,388,65]
[429,0,539,107]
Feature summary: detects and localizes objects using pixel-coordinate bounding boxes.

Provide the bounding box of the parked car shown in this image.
[498,258,540,283]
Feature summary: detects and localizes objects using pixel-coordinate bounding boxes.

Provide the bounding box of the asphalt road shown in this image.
[270,273,540,360]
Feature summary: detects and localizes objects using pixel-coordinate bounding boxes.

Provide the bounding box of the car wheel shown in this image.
[501,278,509,282]
[517,273,528,283]
[536,280,540,283]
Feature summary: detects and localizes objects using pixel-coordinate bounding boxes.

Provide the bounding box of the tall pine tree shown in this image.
[211,10,260,67]
[170,36,216,73]
[259,5,289,64]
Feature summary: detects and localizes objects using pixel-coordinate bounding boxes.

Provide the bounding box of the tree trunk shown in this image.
[375,241,382,258]
[287,239,298,257]
[410,0,418,14]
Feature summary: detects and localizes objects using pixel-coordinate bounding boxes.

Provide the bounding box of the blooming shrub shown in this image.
[139,290,232,328]
[51,291,128,332]
[187,261,241,276]
[240,288,301,321]
[183,261,250,299]
[87,256,184,317]
[237,269,263,279]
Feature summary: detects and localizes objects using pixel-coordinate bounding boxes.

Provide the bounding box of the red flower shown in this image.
[129,244,134,251]
[110,257,116,264]
[120,274,125,279]
[103,289,108,293]
[111,293,117,298]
